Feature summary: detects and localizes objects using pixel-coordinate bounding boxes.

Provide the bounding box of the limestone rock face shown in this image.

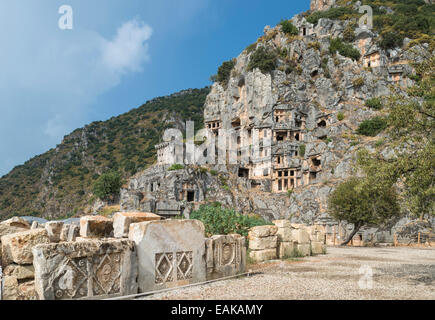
[79,216,113,238]
[128,219,206,293]
[1,229,50,266]
[32,239,138,300]
[310,0,336,12]
[113,212,161,238]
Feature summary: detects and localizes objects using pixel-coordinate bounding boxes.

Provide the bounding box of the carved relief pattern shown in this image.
[93,253,122,296]
[154,251,194,284]
[218,241,237,267]
[155,253,174,284]
[176,251,193,280]
[52,253,123,300]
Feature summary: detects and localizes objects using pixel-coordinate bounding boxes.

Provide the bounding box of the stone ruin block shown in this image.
[310,241,326,255]
[68,225,80,242]
[4,264,34,280]
[248,225,279,263]
[291,229,310,244]
[32,239,138,300]
[205,234,246,280]
[277,241,297,259]
[273,220,293,242]
[79,216,113,239]
[1,228,50,267]
[128,219,206,293]
[45,221,64,243]
[248,236,278,250]
[0,217,31,262]
[249,225,277,238]
[113,212,161,238]
[249,249,277,262]
[297,243,311,257]
[1,275,37,300]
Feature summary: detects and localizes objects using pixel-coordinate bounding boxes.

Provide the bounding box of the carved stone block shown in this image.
[113,212,161,238]
[129,219,205,293]
[1,229,50,266]
[79,216,113,239]
[32,239,138,300]
[205,234,246,280]
[45,221,64,243]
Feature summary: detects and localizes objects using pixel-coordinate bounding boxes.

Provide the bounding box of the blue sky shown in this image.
[0,0,309,176]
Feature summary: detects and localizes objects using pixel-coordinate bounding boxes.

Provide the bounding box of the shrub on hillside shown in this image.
[247,47,277,74]
[306,7,355,25]
[216,59,236,87]
[93,171,123,201]
[329,38,361,61]
[379,32,404,50]
[357,117,388,136]
[279,19,299,35]
[190,203,270,237]
[365,98,383,110]
[168,164,184,171]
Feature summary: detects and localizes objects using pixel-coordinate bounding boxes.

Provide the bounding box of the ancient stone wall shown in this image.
[0,214,248,300]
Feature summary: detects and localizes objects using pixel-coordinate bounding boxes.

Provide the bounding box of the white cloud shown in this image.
[102,20,153,74]
[0,1,153,175]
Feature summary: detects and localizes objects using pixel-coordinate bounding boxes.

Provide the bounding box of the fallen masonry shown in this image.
[0,213,329,300]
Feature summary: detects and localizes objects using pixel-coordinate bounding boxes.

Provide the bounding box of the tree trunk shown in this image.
[340,221,363,246]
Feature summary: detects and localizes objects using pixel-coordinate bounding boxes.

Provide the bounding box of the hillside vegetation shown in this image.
[0,88,210,220]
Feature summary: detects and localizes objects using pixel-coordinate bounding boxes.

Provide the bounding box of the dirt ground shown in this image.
[141,246,435,300]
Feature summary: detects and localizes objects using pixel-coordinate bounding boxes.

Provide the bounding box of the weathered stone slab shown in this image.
[4,264,34,280]
[276,227,292,242]
[248,225,277,238]
[291,229,310,244]
[1,229,50,266]
[273,220,291,229]
[128,219,205,293]
[278,242,296,259]
[3,275,18,300]
[248,236,278,250]
[249,249,277,262]
[59,224,70,242]
[311,241,326,255]
[0,217,30,239]
[45,221,64,243]
[205,234,246,280]
[79,216,113,238]
[113,212,161,238]
[31,221,39,230]
[33,239,138,300]
[67,225,79,242]
[18,280,37,300]
[297,243,311,257]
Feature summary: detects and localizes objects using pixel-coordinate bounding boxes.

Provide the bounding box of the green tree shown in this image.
[247,47,277,74]
[279,19,299,35]
[328,177,400,245]
[357,56,435,219]
[216,59,236,88]
[190,203,270,237]
[93,171,123,202]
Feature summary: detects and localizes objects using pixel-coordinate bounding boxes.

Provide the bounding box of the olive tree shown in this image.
[328,177,400,245]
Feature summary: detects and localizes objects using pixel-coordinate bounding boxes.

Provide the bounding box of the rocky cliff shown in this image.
[120,0,434,238]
